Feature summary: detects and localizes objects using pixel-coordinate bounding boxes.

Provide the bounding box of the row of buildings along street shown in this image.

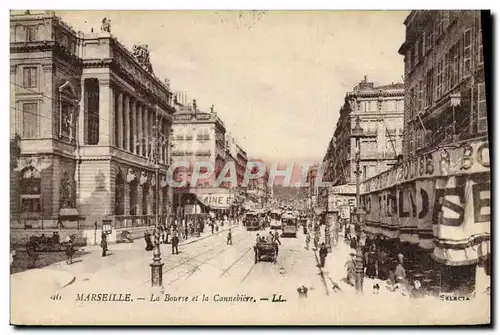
[313,10,489,299]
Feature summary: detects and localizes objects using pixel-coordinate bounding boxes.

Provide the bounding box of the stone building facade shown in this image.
[398,10,487,157]
[10,11,175,231]
[323,77,405,186]
[170,101,248,218]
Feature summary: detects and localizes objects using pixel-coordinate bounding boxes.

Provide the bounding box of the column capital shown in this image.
[99,78,111,87]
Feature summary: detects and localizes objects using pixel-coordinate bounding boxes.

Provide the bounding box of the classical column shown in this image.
[124,95,130,151]
[159,117,164,163]
[131,100,137,154]
[117,92,124,149]
[143,106,149,157]
[149,108,154,157]
[138,104,143,156]
[78,79,86,146]
[98,79,115,146]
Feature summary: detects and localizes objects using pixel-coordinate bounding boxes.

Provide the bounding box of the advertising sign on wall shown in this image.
[360,139,490,266]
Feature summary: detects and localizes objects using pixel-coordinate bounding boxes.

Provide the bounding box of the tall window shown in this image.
[115,172,125,215]
[453,43,459,87]
[22,67,37,88]
[20,167,41,213]
[142,184,149,215]
[425,25,433,52]
[463,29,472,74]
[409,87,415,118]
[417,79,424,112]
[406,49,412,71]
[22,102,38,138]
[477,83,487,133]
[415,38,420,64]
[478,23,483,65]
[26,26,36,41]
[425,69,434,107]
[436,58,445,98]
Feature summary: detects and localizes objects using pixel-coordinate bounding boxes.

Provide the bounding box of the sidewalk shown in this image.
[314,229,393,297]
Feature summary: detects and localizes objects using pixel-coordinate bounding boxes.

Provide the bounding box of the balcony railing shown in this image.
[195,149,211,157]
[196,135,210,141]
[364,129,378,137]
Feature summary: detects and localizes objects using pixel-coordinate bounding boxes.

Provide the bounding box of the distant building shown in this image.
[398,10,486,157]
[324,77,405,186]
[170,101,248,219]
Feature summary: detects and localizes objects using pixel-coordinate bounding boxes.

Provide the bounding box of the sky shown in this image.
[58,10,409,166]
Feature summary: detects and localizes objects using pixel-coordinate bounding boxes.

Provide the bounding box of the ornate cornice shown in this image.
[83,59,113,69]
[110,59,174,114]
[10,41,54,53]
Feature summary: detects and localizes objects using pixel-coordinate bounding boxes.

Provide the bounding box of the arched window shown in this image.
[115,172,125,215]
[20,167,41,213]
[129,179,138,216]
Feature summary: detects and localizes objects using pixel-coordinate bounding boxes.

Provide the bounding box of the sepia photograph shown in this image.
[8,8,491,326]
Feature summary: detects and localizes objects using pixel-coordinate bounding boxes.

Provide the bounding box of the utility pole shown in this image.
[150,104,163,287]
[351,115,365,294]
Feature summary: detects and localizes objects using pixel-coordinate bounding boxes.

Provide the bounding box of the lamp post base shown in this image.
[150,261,164,287]
[354,245,364,294]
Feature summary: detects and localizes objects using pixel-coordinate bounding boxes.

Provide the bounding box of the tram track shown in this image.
[165,234,253,286]
[143,232,250,285]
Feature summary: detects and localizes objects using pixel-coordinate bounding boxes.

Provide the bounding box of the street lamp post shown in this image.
[150,107,164,287]
[138,104,170,288]
[351,115,365,294]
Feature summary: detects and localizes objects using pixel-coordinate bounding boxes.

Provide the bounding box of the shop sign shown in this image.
[197,193,235,209]
[195,113,211,121]
[361,139,490,194]
[173,114,193,121]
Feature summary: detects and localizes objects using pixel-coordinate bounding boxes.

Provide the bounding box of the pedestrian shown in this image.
[344,252,356,286]
[313,232,319,250]
[319,242,328,268]
[100,231,108,257]
[184,221,189,239]
[227,229,233,245]
[268,231,275,243]
[274,230,281,245]
[65,235,74,265]
[377,247,390,280]
[305,232,311,250]
[365,244,377,279]
[394,254,406,284]
[171,228,179,255]
[144,230,154,251]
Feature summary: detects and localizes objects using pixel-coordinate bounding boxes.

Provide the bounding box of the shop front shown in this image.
[360,138,490,296]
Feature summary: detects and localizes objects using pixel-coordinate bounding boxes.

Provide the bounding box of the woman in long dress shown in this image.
[144,230,154,251]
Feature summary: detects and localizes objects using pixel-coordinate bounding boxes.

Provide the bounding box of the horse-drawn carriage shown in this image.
[27,232,64,252]
[254,240,278,264]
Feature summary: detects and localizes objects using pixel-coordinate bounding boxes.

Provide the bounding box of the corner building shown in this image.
[10,11,175,238]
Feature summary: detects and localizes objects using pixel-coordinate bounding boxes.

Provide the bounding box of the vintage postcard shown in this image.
[9,10,491,325]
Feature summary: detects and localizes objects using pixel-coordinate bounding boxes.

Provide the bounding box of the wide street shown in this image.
[11,224,488,325]
[12,225,331,324]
